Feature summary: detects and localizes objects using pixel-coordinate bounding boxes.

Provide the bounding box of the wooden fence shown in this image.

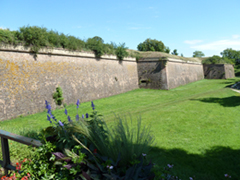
[0,130,42,176]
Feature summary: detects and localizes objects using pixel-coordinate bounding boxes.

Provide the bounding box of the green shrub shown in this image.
[102,42,116,55]
[20,141,57,180]
[86,36,105,58]
[66,35,85,51]
[115,43,129,60]
[16,26,48,54]
[137,38,168,53]
[202,55,234,64]
[53,86,64,106]
[0,26,132,59]
[0,29,18,45]
[47,30,61,48]
[59,33,69,49]
[193,50,205,57]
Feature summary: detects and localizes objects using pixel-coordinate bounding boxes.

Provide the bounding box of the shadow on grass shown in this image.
[19,130,41,140]
[149,146,240,180]
[191,96,240,107]
[220,79,239,84]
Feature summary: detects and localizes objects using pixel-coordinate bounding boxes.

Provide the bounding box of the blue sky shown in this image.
[1,0,240,57]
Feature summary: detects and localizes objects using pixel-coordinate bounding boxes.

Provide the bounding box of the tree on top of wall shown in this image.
[202,55,234,64]
[171,49,178,56]
[221,48,240,64]
[86,36,105,58]
[137,38,170,53]
[193,51,205,57]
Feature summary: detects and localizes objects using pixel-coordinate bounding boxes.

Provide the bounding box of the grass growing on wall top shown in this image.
[1,78,240,179]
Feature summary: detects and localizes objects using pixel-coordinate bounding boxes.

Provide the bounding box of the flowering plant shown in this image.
[1,159,30,180]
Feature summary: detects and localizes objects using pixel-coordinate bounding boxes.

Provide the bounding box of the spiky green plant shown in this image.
[72,112,155,166]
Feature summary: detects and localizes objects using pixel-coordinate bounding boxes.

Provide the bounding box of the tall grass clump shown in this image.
[73,113,154,166]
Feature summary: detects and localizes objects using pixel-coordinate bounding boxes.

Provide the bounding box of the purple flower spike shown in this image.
[59,120,64,127]
[76,99,80,108]
[47,115,52,123]
[64,109,68,115]
[45,100,48,109]
[53,116,57,121]
[47,109,51,115]
[47,104,51,110]
[82,114,84,119]
[76,114,79,121]
[91,101,95,110]
[68,116,72,122]
[86,113,89,118]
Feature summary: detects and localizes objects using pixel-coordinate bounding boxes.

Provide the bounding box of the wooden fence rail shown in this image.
[0,130,42,176]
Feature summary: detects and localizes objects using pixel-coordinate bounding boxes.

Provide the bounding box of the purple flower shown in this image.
[76,114,79,121]
[52,116,57,121]
[91,101,95,110]
[224,174,231,178]
[68,116,72,122]
[47,109,51,115]
[86,113,89,118]
[76,99,80,108]
[47,104,51,111]
[64,109,68,115]
[47,115,52,123]
[167,164,174,168]
[45,100,48,109]
[59,120,64,127]
[82,114,84,119]
[107,165,113,170]
[142,153,147,157]
[189,177,193,180]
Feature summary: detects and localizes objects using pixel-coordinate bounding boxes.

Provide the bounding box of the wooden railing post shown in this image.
[1,137,11,176]
[0,130,42,176]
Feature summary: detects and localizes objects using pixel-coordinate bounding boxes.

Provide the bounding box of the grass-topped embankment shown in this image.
[1,78,240,179]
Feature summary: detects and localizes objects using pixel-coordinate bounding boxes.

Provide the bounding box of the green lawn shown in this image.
[1,78,240,179]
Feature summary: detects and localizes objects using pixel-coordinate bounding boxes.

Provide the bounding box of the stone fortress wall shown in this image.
[138,57,205,90]
[0,45,138,120]
[0,45,235,120]
[203,64,235,79]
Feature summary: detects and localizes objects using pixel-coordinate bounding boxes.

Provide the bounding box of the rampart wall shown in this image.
[138,58,204,90]
[0,45,235,121]
[166,59,204,89]
[0,45,138,120]
[203,64,235,79]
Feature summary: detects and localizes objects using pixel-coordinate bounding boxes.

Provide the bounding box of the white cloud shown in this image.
[0,26,7,30]
[184,40,203,45]
[191,39,240,51]
[232,34,240,39]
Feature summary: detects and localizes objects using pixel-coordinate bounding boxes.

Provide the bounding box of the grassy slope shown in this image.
[1,78,240,179]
